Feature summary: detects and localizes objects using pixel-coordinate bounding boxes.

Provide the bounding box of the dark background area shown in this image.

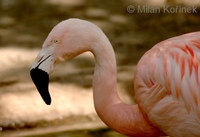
[1,0,200,64]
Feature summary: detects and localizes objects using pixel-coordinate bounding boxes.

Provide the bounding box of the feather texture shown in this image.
[135,32,200,137]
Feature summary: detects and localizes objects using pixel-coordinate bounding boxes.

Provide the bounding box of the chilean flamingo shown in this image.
[30,18,200,137]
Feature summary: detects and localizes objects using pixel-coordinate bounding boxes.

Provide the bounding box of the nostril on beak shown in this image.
[37,56,44,63]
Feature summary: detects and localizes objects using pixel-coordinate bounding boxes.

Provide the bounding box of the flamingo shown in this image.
[30,18,200,137]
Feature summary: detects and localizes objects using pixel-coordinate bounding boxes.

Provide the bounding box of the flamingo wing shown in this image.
[135,32,200,121]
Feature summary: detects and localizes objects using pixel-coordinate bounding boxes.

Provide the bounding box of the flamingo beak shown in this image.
[30,47,55,105]
[30,67,51,105]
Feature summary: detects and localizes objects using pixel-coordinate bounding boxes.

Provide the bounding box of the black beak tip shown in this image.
[30,68,52,105]
[45,99,51,105]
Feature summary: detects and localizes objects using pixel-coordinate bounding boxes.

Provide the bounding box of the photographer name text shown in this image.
[127,5,197,14]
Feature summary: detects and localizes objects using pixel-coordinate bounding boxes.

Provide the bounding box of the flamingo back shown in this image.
[135,32,200,122]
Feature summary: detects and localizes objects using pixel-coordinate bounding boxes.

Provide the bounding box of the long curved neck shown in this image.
[92,36,120,109]
[90,34,164,136]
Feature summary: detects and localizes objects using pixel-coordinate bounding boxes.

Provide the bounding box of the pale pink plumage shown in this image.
[135,32,200,137]
[31,18,200,137]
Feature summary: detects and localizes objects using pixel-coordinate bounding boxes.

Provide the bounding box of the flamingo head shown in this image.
[30,18,100,105]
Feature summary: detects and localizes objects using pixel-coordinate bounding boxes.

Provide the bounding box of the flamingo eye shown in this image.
[53,39,60,44]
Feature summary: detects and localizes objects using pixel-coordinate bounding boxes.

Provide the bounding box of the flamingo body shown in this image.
[135,32,200,137]
[30,18,200,137]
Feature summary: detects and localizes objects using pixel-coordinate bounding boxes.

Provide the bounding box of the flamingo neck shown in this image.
[90,36,164,136]
[92,37,120,110]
